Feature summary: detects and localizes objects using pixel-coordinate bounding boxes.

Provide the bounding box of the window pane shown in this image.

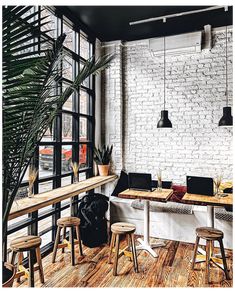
[79,172,87,181]
[41,231,52,247]
[39,146,54,177]
[63,55,73,81]
[42,126,54,142]
[62,82,73,111]
[61,176,72,186]
[63,22,74,51]
[80,117,88,141]
[16,186,28,199]
[61,206,71,218]
[39,180,53,193]
[41,7,57,39]
[79,144,88,168]
[80,90,89,115]
[80,62,90,88]
[80,35,90,60]
[61,145,72,174]
[62,113,73,141]
[39,216,52,234]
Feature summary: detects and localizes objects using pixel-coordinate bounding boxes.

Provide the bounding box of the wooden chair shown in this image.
[52,216,83,266]
[108,222,138,276]
[192,226,230,283]
[10,235,44,287]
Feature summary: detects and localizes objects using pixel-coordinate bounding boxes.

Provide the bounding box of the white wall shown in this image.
[102,27,233,184]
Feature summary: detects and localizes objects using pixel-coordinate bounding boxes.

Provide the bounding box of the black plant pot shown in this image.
[2,261,15,287]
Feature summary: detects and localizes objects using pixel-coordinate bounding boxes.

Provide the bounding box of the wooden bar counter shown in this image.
[9,175,117,220]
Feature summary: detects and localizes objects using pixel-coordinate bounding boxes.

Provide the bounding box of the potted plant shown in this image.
[94,145,113,176]
[2,6,114,286]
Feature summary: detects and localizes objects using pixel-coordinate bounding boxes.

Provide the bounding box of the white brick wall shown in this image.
[102,27,233,184]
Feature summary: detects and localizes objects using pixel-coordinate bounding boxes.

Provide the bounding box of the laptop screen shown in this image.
[128,173,152,191]
[187,176,214,196]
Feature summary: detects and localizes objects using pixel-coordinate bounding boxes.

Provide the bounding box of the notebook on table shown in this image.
[128,173,152,191]
[186,176,214,196]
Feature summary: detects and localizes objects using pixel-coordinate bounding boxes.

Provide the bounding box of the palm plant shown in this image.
[2,6,114,260]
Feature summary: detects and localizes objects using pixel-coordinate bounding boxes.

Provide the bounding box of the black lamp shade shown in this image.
[157,110,172,128]
[218,106,233,127]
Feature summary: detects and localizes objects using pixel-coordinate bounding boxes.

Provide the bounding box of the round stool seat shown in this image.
[111,222,136,235]
[10,236,41,252]
[57,216,81,227]
[196,227,223,240]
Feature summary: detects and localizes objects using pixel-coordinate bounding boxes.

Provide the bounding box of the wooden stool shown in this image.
[108,222,138,276]
[192,227,230,283]
[10,235,44,287]
[52,216,83,266]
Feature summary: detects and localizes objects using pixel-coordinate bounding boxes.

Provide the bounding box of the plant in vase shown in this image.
[157,169,162,192]
[71,162,80,183]
[28,167,38,197]
[2,6,114,286]
[94,145,113,176]
[213,175,222,197]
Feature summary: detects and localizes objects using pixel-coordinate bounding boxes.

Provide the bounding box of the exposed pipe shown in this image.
[129,5,228,26]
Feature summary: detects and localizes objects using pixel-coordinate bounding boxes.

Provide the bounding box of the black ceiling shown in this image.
[61,6,233,42]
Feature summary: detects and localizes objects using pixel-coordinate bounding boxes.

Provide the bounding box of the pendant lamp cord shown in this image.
[164,36,166,110]
[225,26,228,106]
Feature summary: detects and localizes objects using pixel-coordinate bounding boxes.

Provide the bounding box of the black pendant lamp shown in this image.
[157,37,172,128]
[218,26,233,127]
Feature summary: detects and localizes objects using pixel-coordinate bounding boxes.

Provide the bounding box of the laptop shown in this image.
[186,176,214,196]
[128,173,152,191]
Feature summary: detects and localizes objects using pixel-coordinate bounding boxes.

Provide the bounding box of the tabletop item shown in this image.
[128,172,152,191]
[156,169,162,192]
[186,176,214,196]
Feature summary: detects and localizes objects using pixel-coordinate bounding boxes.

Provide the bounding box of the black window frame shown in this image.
[7,6,96,257]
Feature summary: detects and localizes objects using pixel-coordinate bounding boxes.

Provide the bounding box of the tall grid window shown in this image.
[7,6,95,256]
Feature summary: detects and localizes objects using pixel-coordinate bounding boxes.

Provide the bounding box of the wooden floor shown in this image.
[13,236,233,288]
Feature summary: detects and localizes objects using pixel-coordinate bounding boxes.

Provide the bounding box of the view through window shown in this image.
[7,6,95,255]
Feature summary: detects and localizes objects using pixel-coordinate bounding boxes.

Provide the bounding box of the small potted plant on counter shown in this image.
[94,145,113,176]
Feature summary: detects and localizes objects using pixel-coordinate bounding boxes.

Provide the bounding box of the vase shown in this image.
[73,173,79,183]
[98,164,109,176]
[158,179,162,192]
[28,185,34,198]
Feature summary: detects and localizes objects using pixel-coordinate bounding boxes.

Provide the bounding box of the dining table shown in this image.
[118,188,173,258]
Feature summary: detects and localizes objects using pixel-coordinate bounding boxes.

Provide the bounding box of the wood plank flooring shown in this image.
[13,236,233,288]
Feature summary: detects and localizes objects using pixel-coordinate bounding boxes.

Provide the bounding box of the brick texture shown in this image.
[102,28,233,184]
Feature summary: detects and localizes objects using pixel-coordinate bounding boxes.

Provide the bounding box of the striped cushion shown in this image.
[215,207,233,222]
[131,200,193,215]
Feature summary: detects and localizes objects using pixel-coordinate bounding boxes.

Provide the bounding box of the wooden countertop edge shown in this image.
[118,189,173,202]
[9,175,117,220]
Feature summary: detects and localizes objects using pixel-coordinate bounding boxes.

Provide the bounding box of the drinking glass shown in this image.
[157,169,162,192]
[213,175,222,197]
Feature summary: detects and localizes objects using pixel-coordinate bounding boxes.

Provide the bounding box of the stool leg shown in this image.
[130,233,139,273]
[16,252,23,282]
[62,227,67,253]
[70,226,75,266]
[113,234,120,276]
[108,233,115,264]
[35,247,44,284]
[205,240,210,284]
[192,236,200,269]
[75,225,83,256]
[10,251,17,266]
[29,250,34,287]
[218,238,230,280]
[52,226,61,263]
[127,234,133,261]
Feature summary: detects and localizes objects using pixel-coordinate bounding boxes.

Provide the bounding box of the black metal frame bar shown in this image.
[7,6,96,257]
